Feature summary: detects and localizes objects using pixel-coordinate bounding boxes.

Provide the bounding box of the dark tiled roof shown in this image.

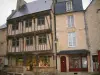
[7,0,84,20]
[8,0,52,20]
[57,49,90,55]
[55,0,83,14]
[0,24,7,29]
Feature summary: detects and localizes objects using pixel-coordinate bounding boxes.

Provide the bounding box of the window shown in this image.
[25,19,32,27]
[69,56,81,68]
[12,38,19,47]
[37,16,45,25]
[82,57,87,68]
[16,57,23,66]
[26,36,33,45]
[38,34,47,44]
[68,32,76,47]
[69,56,87,69]
[39,56,50,67]
[12,23,19,30]
[68,15,74,27]
[66,1,73,11]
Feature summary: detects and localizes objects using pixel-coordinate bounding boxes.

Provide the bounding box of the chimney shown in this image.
[12,10,15,13]
[16,0,26,10]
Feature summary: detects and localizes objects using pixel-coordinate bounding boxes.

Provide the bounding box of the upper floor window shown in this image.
[37,16,45,25]
[12,38,19,47]
[38,34,47,44]
[68,15,74,27]
[26,36,33,45]
[66,1,73,11]
[25,19,32,27]
[12,23,19,30]
[68,32,76,47]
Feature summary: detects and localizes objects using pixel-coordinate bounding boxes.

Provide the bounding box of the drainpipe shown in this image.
[52,0,57,69]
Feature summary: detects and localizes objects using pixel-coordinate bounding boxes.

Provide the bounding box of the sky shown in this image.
[0,0,91,26]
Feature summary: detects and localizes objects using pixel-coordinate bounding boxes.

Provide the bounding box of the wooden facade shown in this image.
[7,12,53,54]
[7,10,54,71]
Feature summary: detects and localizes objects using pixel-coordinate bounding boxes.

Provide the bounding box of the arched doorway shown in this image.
[60,56,66,72]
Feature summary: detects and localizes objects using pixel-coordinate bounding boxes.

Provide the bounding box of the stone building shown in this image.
[6,0,99,74]
[0,24,7,70]
[85,0,100,72]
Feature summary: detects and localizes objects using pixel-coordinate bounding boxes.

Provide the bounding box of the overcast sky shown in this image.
[0,0,91,26]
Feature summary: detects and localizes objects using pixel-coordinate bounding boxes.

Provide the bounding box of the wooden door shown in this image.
[61,56,66,72]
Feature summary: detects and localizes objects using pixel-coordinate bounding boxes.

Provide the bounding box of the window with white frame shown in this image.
[66,1,73,11]
[68,32,76,47]
[68,15,74,27]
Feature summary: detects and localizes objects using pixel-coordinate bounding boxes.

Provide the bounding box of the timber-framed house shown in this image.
[7,0,92,73]
[7,0,54,71]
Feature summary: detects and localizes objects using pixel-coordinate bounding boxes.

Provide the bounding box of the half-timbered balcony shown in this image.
[8,15,51,36]
[8,34,52,53]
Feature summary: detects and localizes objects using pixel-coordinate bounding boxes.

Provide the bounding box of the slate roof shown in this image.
[7,0,52,20]
[7,0,84,20]
[57,49,90,55]
[0,24,7,29]
[55,0,83,14]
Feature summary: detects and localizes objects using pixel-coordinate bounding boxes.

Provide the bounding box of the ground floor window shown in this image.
[25,56,51,70]
[39,56,50,67]
[69,56,81,68]
[69,55,88,71]
[16,57,23,66]
[8,55,51,71]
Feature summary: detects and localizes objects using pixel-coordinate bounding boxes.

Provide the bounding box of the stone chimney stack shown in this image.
[16,0,26,10]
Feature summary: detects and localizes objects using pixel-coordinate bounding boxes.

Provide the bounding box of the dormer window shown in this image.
[25,19,32,27]
[66,1,73,11]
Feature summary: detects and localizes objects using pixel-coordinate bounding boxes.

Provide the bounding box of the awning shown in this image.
[57,49,90,55]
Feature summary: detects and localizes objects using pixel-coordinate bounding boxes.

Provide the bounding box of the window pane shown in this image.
[12,38,19,47]
[39,56,50,67]
[12,25,18,30]
[26,37,33,45]
[68,32,76,47]
[37,16,45,25]
[69,56,81,68]
[68,15,74,27]
[38,35,47,44]
[25,19,32,27]
[25,20,28,27]
[66,1,73,11]
[82,57,87,68]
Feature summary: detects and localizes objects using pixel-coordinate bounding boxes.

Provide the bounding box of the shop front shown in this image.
[8,53,54,72]
[58,49,90,72]
[69,55,88,72]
